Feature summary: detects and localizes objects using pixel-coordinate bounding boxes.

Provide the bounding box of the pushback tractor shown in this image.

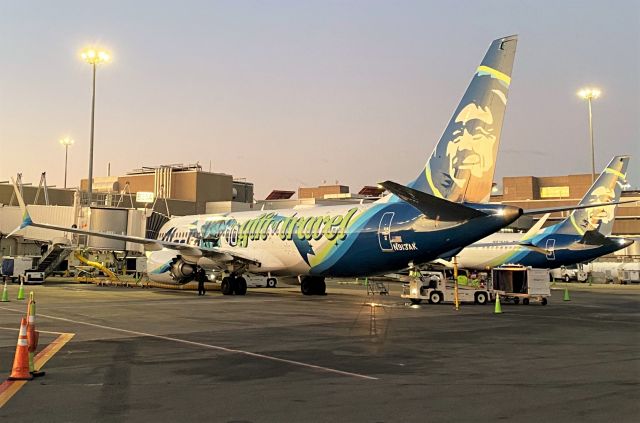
[401,270,494,305]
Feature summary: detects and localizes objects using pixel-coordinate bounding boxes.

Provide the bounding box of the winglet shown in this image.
[7,177,34,237]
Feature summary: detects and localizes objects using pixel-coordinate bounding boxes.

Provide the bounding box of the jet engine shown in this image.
[169,257,197,283]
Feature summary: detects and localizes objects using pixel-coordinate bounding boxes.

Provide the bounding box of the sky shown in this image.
[1,0,639,199]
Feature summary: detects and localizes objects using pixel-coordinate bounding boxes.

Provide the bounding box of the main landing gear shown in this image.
[221,274,247,296]
[300,276,326,296]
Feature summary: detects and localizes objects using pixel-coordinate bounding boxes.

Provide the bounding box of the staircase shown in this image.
[37,242,72,276]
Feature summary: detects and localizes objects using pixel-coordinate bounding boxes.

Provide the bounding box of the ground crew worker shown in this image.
[196,267,207,296]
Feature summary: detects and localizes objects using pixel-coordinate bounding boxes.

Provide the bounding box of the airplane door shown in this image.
[545,238,556,260]
[378,212,394,252]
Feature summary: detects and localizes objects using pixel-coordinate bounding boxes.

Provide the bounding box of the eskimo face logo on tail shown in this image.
[426,70,508,202]
[446,103,497,188]
[585,186,616,229]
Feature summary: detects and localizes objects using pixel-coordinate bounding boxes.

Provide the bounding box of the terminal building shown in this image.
[80,163,254,215]
[256,184,384,210]
[0,164,255,257]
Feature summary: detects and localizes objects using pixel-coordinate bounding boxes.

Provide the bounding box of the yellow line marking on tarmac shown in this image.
[0,381,23,409]
[33,333,75,368]
[37,312,378,380]
[0,332,75,408]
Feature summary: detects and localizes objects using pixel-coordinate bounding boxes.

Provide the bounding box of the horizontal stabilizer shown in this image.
[518,241,551,255]
[380,181,487,221]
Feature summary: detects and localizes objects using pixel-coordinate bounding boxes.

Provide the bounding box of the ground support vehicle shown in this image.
[549,265,588,282]
[401,271,493,305]
[20,270,45,284]
[1,256,40,283]
[492,265,550,305]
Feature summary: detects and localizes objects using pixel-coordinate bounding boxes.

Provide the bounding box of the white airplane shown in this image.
[9,35,617,296]
[451,156,634,270]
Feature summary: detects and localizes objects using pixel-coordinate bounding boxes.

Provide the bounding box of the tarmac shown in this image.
[0,280,638,422]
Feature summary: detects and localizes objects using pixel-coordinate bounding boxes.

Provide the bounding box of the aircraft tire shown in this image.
[314,279,326,295]
[221,277,234,295]
[234,277,247,295]
[266,277,277,288]
[301,279,314,295]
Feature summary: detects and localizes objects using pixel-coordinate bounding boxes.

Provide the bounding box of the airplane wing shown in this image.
[8,179,261,267]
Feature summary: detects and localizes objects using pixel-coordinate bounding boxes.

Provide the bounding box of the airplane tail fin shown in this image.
[6,177,34,237]
[554,156,630,236]
[408,35,517,203]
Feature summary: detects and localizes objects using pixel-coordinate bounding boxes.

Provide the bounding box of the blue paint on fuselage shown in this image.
[504,239,629,269]
[504,220,633,269]
[310,201,519,277]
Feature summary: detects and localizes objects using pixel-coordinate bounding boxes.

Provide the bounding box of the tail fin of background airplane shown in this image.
[554,156,630,237]
[408,35,517,203]
[7,177,34,237]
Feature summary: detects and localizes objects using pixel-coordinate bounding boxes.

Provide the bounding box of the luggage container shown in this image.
[491,265,550,305]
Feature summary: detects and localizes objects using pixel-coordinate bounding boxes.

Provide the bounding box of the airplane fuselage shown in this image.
[456,230,632,270]
[147,199,521,282]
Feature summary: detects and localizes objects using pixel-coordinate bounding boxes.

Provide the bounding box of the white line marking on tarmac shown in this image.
[0,326,65,335]
[30,298,290,310]
[0,306,377,381]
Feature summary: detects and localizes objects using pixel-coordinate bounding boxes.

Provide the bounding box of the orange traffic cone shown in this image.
[26,293,44,377]
[8,317,33,381]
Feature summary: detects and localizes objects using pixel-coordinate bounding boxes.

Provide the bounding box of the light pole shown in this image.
[80,47,111,204]
[577,87,601,182]
[59,137,74,188]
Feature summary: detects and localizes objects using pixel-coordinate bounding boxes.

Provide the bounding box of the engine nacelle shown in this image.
[170,258,196,283]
